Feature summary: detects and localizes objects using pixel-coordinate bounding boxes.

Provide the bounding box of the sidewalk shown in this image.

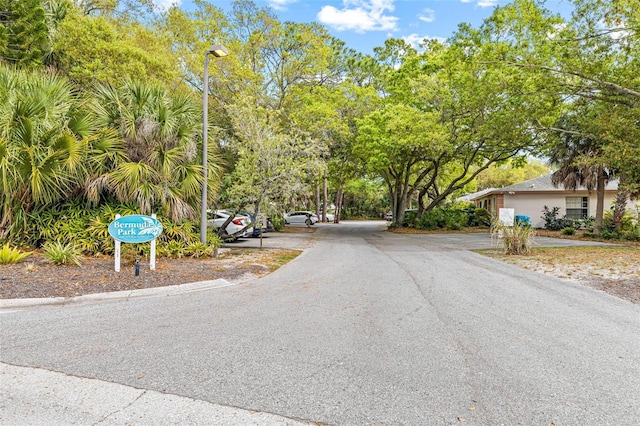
[0,363,313,425]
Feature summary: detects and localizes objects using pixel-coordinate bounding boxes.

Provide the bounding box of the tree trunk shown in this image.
[323,169,328,223]
[594,166,606,236]
[315,180,320,219]
[613,174,629,232]
[390,179,411,228]
[335,186,344,223]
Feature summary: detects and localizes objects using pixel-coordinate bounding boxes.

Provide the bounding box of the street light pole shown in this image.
[200,44,228,244]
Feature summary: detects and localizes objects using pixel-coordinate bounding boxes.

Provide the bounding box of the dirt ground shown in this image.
[482,245,640,304]
[0,248,300,300]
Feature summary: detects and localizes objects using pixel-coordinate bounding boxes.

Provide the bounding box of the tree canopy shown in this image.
[1,0,638,242]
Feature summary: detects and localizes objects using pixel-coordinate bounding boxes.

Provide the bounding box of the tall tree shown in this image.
[486,0,640,207]
[52,3,180,87]
[355,36,557,227]
[475,160,550,190]
[87,80,217,221]
[0,0,50,68]
[0,65,91,239]
[222,99,322,217]
[547,113,613,235]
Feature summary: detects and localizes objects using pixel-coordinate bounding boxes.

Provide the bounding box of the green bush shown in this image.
[43,241,82,266]
[473,208,491,227]
[541,206,563,230]
[414,206,468,230]
[403,210,419,227]
[0,244,33,264]
[445,211,468,230]
[562,227,576,235]
[415,210,439,230]
[622,227,640,241]
[270,215,284,231]
[161,240,186,258]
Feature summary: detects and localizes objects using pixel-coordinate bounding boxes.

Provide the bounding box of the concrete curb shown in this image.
[0,279,235,310]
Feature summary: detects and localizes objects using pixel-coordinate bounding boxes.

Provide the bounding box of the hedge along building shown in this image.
[468,174,634,229]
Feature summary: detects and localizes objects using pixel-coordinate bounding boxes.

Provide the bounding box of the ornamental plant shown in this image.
[0,244,33,264]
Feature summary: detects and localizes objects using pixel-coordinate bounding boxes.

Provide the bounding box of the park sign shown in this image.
[108,214,163,243]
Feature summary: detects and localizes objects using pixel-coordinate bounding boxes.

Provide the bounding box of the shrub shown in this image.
[413,206,468,230]
[622,227,640,241]
[445,211,468,230]
[43,241,82,266]
[492,221,535,255]
[542,206,563,230]
[186,236,221,258]
[415,210,439,230]
[403,210,419,227]
[186,241,209,258]
[473,208,491,227]
[582,216,595,231]
[161,240,186,258]
[0,244,33,264]
[562,227,576,235]
[270,215,284,232]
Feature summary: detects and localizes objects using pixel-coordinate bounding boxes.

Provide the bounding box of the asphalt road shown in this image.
[2,221,639,425]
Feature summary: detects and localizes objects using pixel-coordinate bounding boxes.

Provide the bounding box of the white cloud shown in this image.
[152,0,180,10]
[402,33,447,50]
[268,0,297,11]
[477,0,498,7]
[460,0,474,3]
[317,0,399,33]
[418,8,435,23]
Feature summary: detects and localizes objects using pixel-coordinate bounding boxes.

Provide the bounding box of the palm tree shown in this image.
[0,65,89,239]
[548,116,611,236]
[86,80,220,221]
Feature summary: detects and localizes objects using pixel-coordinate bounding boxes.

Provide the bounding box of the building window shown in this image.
[566,196,588,219]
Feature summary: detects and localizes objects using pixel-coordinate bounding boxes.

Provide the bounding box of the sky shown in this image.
[158,0,571,55]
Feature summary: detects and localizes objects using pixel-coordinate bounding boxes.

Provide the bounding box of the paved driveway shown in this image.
[2,221,638,425]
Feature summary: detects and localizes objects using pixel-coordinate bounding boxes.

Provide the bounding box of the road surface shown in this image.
[2,221,639,425]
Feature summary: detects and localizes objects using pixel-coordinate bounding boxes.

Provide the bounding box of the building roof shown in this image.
[458,187,496,202]
[469,173,619,200]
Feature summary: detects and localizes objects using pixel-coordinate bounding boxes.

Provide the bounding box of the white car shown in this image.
[322,212,335,222]
[207,210,251,241]
[284,211,319,226]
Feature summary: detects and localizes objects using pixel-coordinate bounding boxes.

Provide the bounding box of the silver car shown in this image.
[284,211,319,226]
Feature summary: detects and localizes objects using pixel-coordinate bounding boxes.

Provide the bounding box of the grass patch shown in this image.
[262,249,302,271]
[229,248,302,272]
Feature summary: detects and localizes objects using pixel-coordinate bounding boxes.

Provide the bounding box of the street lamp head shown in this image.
[208,45,229,57]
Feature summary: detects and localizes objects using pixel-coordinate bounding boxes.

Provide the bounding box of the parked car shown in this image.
[284,211,319,226]
[207,210,251,241]
[384,212,393,221]
[237,211,274,236]
[323,212,335,223]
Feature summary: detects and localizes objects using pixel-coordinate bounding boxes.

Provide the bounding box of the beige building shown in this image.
[468,174,631,228]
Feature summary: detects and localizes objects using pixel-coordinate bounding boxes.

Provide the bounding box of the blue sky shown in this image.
[159,0,571,55]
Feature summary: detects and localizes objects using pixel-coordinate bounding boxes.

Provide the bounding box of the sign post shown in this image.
[114,214,121,272]
[256,213,267,249]
[108,214,163,272]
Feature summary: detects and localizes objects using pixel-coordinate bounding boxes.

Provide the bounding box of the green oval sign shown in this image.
[108,215,163,243]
